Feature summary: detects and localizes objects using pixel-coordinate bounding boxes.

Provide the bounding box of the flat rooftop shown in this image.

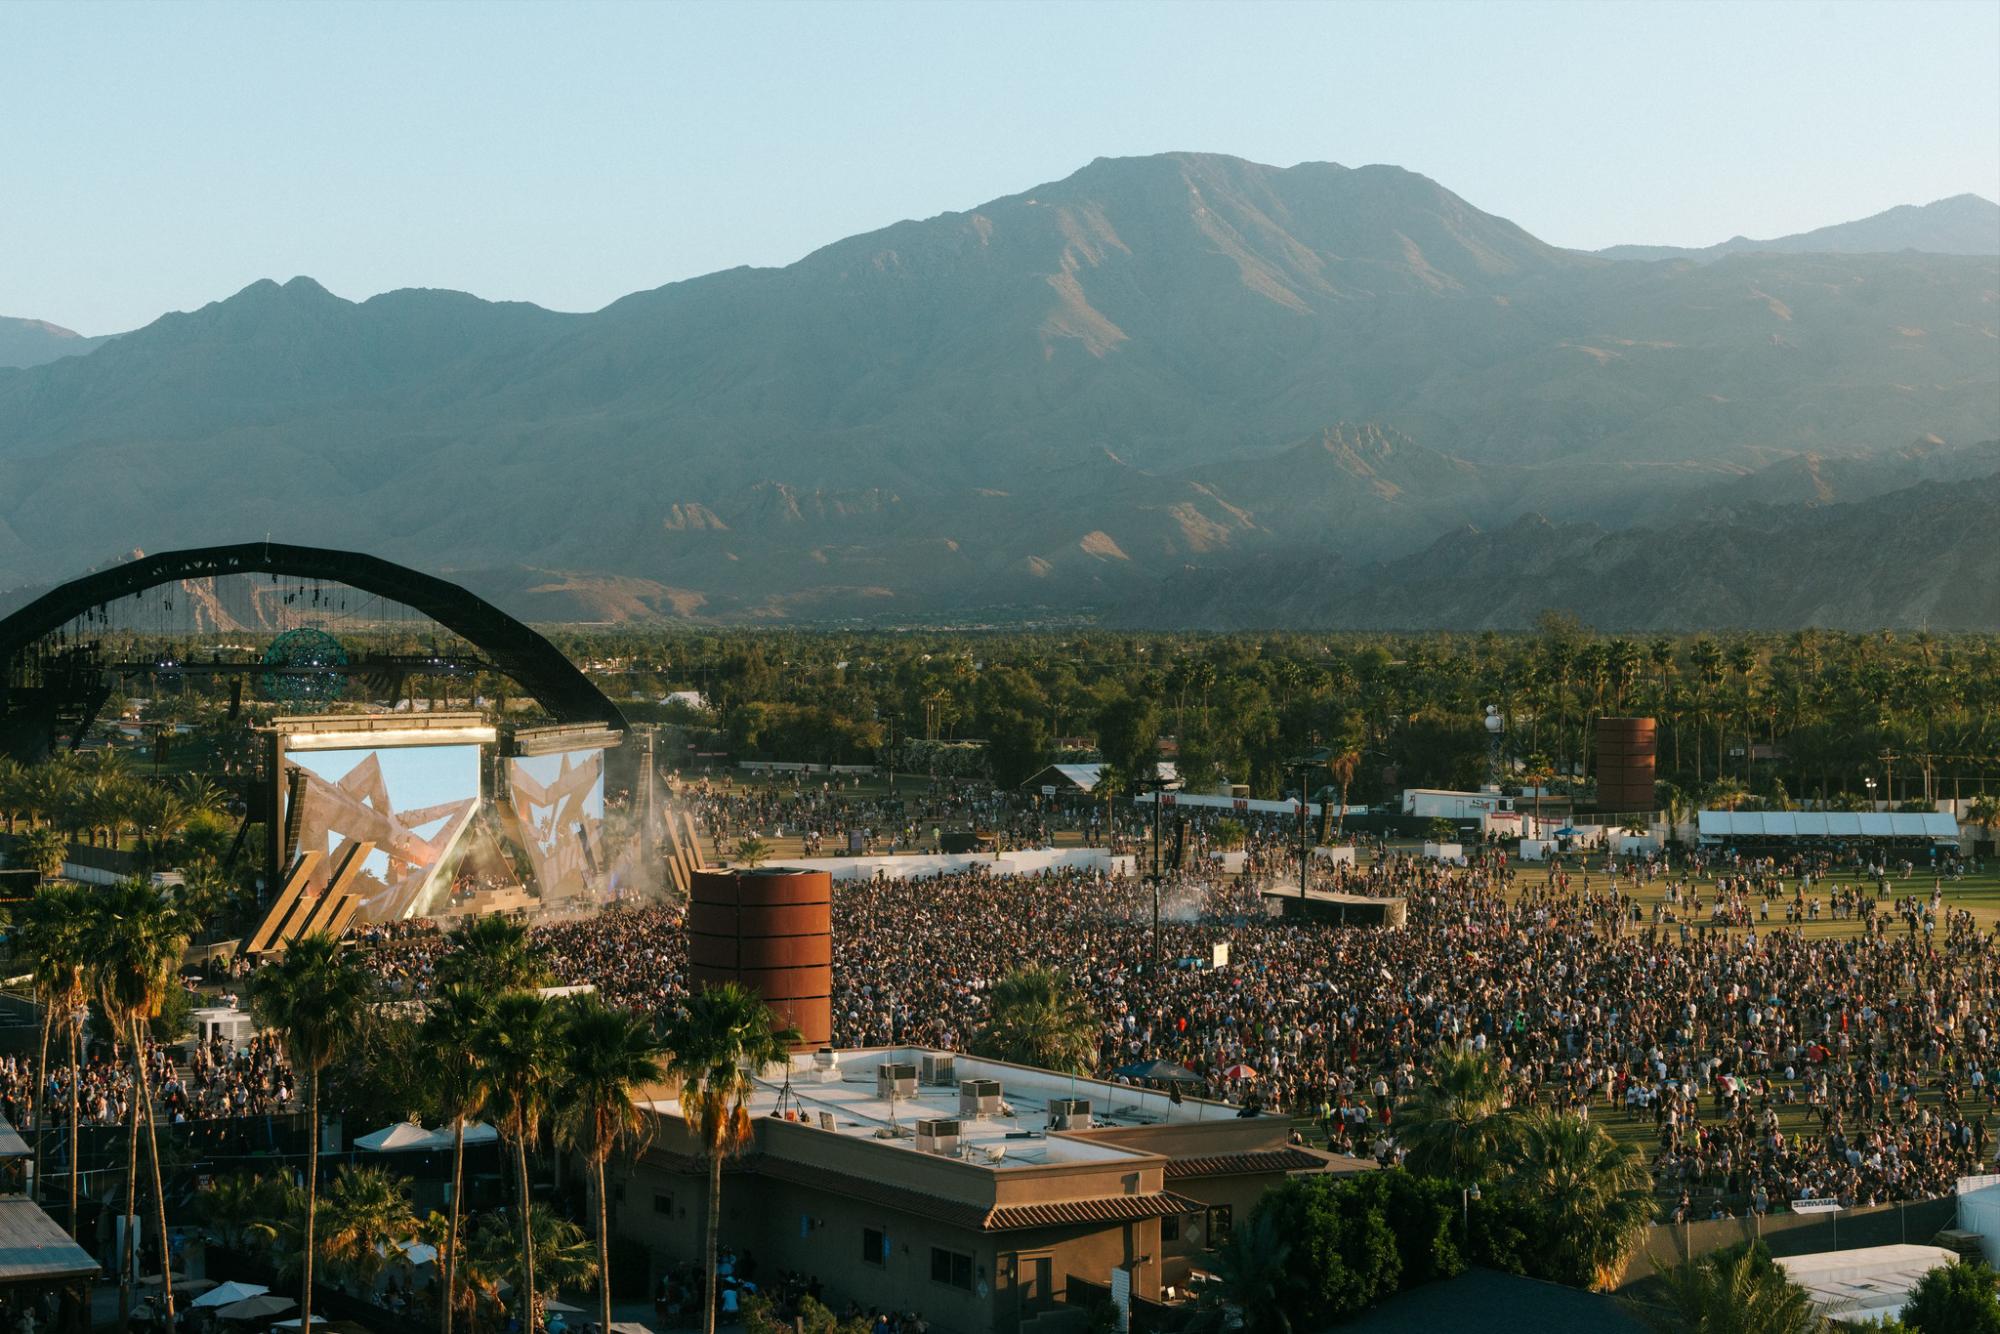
[649,1046,1258,1170]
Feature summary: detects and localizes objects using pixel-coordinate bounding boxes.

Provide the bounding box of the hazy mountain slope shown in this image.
[1600,194,2000,262]
[0,153,1994,623]
[1132,474,2000,632]
[0,316,109,369]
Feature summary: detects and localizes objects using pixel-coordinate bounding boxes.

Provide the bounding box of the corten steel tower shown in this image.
[1595,717,1659,812]
[686,867,833,1048]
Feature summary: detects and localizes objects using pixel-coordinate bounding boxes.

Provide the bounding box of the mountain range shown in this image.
[1597,193,2000,263]
[1,153,1996,629]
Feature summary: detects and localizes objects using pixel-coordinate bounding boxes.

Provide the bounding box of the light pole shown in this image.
[1286,752,1329,902]
[1138,772,1178,963]
[1865,776,1877,811]
[1462,1182,1481,1239]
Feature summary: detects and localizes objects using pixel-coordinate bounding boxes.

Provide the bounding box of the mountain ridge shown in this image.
[1598,193,2000,262]
[1,152,1995,625]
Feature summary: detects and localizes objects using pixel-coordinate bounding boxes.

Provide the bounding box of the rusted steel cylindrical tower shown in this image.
[686,867,832,1048]
[1595,716,1659,811]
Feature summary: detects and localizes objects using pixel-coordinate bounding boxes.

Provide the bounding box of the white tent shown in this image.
[355,1120,498,1153]
[1960,1180,2000,1266]
[355,1121,434,1152]
[1698,810,1959,842]
[191,1283,270,1310]
[1776,1244,1957,1324]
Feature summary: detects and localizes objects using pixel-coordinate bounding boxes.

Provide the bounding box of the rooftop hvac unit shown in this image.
[876,1063,918,1101]
[920,1053,958,1086]
[1048,1097,1091,1131]
[915,1118,963,1155]
[810,1049,841,1083]
[959,1078,1003,1118]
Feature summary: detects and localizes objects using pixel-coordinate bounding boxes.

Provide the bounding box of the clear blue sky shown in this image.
[7,0,1996,334]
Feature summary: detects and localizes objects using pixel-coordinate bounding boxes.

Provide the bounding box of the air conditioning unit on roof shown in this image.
[959,1079,1002,1118]
[915,1118,963,1155]
[921,1053,957,1086]
[876,1063,918,1100]
[1049,1097,1091,1131]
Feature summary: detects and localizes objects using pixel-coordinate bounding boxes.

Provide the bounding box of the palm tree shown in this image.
[1521,752,1556,832]
[1504,1110,1653,1290]
[1327,746,1362,839]
[459,1203,601,1325]
[1095,768,1128,850]
[438,914,546,991]
[86,881,190,1326]
[971,965,1098,1075]
[1189,1209,1298,1334]
[1627,1243,1828,1334]
[663,983,801,1334]
[476,990,565,1330]
[13,884,89,1230]
[251,933,373,1334]
[1396,1047,1516,1184]
[557,997,668,1334]
[18,826,69,882]
[422,982,493,1334]
[733,835,772,869]
[316,1165,419,1294]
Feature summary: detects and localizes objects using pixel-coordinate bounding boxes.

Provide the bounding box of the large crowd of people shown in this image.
[338,810,2000,1219]
[0,1025,296,1132]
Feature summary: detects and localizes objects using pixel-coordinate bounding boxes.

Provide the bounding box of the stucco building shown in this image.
[618,1047,1362,1334]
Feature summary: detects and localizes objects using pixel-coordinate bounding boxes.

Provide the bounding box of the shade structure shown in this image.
[1697,810,1959,841]
[192,1283,271,1310]
[357,1119,498,1152]
[396,1239,440,1266]
[217,1295,297,1321]
[355,1121,434,1152]
[1220,1064,1258,1080]
[1113,1059,1204,1085]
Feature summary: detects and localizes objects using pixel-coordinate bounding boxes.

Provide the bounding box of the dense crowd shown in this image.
[342,814,2000,1218]
[0,1027,296,1131]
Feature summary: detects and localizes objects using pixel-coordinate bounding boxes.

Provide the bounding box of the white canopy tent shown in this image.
[1776,1244,1957,1324]
[1960,1179,2000,1266]
[191,1283,270,1310]
[1697,810,1959,842]
[355,1120,499,1153]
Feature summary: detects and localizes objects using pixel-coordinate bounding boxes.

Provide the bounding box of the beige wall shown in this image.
[612,1150,1168,1334]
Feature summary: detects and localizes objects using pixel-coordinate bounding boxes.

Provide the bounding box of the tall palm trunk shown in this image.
[301,1068,320,1332]
[703,1150,723,1334]
[442,1115,465,1334]
[132,1022,176,1322]
[118,1032,141,1328]
[515,1135,538,1332]
[66,1023,80,1241]
[594,1155,613,1334]
[32,1002,50,1208]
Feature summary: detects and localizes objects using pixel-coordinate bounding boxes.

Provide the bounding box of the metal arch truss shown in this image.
[0,541,627,730]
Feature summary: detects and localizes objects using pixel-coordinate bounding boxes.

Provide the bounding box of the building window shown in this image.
[653,1192,674,1217]
[930,1247,973,1291]
[1207,1205,1233,1248]
[1162,1214,1180,1242]
[863,1228,888,1267]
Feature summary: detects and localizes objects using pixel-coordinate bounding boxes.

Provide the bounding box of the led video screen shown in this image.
[507,748,607,903]
[286,744,483,922]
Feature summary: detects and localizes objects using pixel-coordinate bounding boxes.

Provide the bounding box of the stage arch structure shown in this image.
[0,541,628,762]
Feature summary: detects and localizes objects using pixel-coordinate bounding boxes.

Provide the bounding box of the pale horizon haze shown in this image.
[5,0,1997,335]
